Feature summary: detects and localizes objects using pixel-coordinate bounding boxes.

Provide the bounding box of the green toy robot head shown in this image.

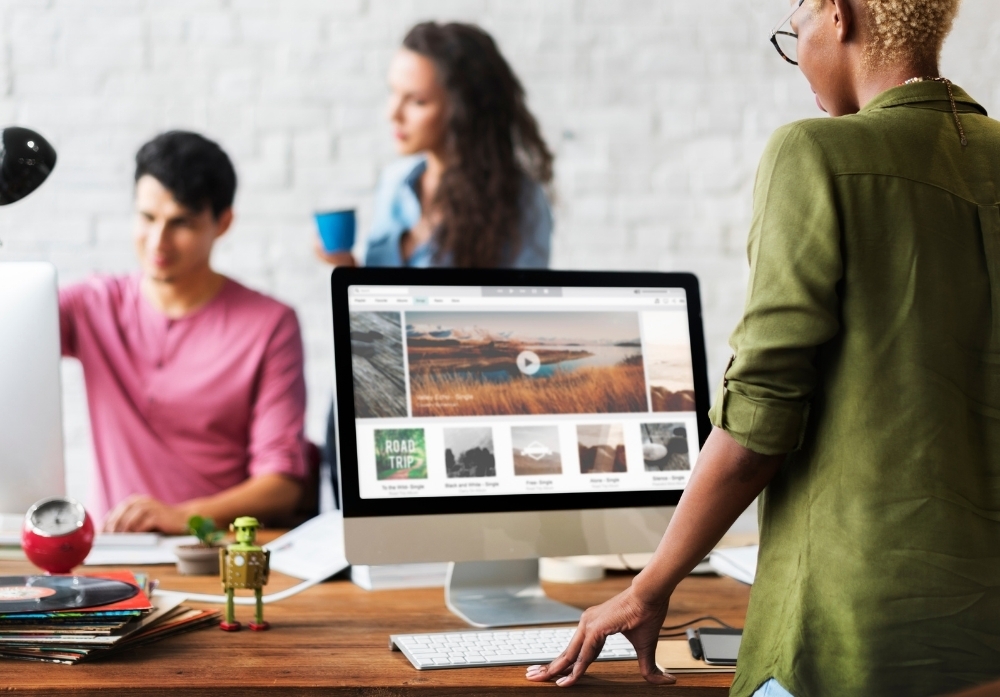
[230,516,261,545]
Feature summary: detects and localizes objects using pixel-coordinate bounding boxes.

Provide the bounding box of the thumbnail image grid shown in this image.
[511,425,563,476]
[444,427,496,478]
[406,311,648,417]
[577,424,627,474]
[374,428,427,480]
[348,312,408,418]
[641,312,696,412]
[641,423,690,471]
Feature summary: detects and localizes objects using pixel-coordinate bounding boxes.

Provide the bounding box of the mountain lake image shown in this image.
[405,311,649,417]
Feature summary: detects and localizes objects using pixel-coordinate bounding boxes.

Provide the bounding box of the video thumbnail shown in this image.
[374,428,427,480]
[641,312,696,412]
[444,427,496,478]
[349,312,408,418]
[577,424,627,474]
[511,425,563,476]
[406,311,648,417]
[641,423,690,471]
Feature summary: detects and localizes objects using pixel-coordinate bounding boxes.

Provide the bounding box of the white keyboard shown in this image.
[390,627,636,670]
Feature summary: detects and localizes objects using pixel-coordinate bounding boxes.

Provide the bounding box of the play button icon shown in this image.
[516,350,541,376]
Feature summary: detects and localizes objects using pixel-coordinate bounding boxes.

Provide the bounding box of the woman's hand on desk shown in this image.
[103,495,189,534]
[527,429,785,687]
[313,240,357,267]
[525,586,675,687]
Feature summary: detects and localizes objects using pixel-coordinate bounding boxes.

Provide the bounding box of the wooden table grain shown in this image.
[0,540,750,695]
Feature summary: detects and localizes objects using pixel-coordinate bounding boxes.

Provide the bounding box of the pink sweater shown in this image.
[59,275,307,522]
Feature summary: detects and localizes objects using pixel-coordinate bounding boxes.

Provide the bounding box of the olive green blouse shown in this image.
[710,82,1000,697]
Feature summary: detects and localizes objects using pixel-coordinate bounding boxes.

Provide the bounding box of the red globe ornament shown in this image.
[21,497,95,574]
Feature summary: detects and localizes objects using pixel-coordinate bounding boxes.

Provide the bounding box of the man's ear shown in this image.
[214,207,234,239]
[831,0,856,44]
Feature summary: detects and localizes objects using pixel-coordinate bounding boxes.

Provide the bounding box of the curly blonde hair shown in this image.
[860,0,962,64]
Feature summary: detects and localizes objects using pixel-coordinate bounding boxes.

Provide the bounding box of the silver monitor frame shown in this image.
[0,262,66,516]
[344,508,673,565]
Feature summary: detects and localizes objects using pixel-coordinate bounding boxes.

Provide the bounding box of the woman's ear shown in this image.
[831,0,857,44]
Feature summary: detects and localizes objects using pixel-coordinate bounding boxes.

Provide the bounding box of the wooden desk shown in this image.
[0,548,750,695]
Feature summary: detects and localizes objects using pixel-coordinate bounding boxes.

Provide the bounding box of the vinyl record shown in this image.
[0,576,139,614]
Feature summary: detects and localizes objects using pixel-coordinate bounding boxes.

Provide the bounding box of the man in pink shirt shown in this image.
[60,131,307,533]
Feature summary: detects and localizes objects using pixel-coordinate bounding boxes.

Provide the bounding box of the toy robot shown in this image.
[219,516,270,631]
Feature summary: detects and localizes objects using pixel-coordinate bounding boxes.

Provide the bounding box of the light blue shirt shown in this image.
[363,156,552,268]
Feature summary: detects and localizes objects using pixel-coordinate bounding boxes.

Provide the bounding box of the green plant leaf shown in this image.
[187,515,220,546]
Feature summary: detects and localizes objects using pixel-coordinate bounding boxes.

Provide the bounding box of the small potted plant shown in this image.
[174,515,225,575]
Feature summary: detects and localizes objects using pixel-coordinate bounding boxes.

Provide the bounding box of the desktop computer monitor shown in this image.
[0,262,66,522]
[331,268,710,627]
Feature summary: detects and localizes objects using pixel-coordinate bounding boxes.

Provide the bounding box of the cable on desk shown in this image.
[658,615,735,638]
[161,561,346,605]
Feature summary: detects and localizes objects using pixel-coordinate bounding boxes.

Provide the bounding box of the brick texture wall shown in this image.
[0,0,995,503]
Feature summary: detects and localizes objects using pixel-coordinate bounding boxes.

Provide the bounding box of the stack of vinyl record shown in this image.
[0,571,218,664]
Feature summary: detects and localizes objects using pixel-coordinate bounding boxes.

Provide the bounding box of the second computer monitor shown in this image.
[333,269,710,567]
[0,262,66,518]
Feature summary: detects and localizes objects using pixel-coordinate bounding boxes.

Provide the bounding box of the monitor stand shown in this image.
[444,559,584,628]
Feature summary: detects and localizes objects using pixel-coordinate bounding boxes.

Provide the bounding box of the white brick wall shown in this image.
[0,0,995,504]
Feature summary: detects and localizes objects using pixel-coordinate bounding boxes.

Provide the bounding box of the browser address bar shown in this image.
[352,287,410,295]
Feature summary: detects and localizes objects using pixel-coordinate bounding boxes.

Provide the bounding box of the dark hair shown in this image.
[134,131,237,218]
[403,22,554,268]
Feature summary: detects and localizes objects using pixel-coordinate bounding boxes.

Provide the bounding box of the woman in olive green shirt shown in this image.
[528,1,1000,695]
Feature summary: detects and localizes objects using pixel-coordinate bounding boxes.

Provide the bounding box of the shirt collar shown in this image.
[861,81,987,116]
[403,157,428,197]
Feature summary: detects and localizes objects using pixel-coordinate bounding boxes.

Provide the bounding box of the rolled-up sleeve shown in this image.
[58,283,86,358]
[246,308,308,481]
[709,123,843,455]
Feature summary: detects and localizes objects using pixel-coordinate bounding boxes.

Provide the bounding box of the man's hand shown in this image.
[102,474,302,535]
[525,586,675,687]
[103,495,189,534]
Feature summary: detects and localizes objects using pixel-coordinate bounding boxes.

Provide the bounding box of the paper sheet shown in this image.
[708,545,758,585]
[84,536,198,566]
[265,511,348,580]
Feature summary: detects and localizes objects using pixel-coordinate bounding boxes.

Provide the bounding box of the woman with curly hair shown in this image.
[317,21,553,269]
[318,22,553,503]
[529,1,1000,695]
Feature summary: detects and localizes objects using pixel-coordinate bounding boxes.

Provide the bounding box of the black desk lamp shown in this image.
[0,127,57,247]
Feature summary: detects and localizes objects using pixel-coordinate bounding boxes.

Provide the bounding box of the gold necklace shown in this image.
[902,76,968,146]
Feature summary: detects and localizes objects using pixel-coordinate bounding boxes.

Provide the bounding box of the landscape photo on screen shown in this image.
[641,422,691,471]
[641,312,696,412]
[577,424,627,474]
[444,427,496,478]
[511,425,563,476]
[405,311,648,417]
[374,428,427,480]
[349,312,408,418]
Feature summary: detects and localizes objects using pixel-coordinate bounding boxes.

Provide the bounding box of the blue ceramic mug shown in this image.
[314,209,356,253]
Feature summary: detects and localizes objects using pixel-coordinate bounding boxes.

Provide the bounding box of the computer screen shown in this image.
[333,269,710,520]
[0,262,66,520]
